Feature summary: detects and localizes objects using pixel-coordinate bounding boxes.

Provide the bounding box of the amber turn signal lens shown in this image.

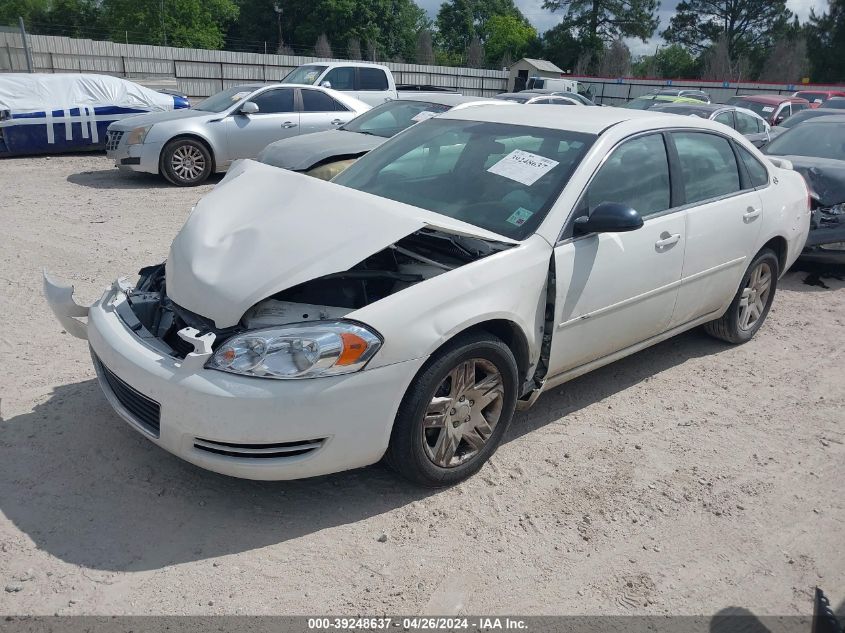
[337,332,369,366]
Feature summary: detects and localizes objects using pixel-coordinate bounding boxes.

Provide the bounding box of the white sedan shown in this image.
[46,105,811,486]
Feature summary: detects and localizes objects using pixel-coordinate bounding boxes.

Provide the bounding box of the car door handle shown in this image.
[743,207,762,221]
[655,232,681,248]
[330,119,343,125]
[282,121,297,129]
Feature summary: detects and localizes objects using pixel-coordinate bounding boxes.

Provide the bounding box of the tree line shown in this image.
[2,0,844,82]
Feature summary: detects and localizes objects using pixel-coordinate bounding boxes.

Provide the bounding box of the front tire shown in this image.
[385,332,518,487]
[160,138,213,186]
[704,249,779,344]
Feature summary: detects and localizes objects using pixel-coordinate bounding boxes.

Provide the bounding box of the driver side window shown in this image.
[583,133,672,219]
[250,88,295,114]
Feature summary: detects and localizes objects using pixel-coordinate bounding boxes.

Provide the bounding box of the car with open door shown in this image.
[45,105,810,486]
[105,83,369,186]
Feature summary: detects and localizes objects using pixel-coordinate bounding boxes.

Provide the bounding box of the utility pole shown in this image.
[274,4,283,53]
[18,17,34,73]
[160,0,168,46]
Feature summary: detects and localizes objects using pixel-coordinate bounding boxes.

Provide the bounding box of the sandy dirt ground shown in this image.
[0,154,843,618]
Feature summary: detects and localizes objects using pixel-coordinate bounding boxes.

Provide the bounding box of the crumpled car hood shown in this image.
[257,129,384,171]
[166,159,516,328]
[775,155,845,207]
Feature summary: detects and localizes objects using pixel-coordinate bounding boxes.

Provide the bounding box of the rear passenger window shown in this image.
[584,133,671,218]
[737,145,769,188]
[672,132,741,204]
[714,111,734,128]
[359,68,388,91]
[735,112,759,134]
[301,89,347,112]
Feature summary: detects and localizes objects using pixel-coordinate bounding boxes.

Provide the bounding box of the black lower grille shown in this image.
[94,354,161,437]
[193,437,324,459]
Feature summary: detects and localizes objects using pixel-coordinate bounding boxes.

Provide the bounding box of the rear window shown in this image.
[334,118,596,239]
[359,68,389,91]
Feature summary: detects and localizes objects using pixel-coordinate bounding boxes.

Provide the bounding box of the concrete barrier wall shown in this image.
[0,31,509,98]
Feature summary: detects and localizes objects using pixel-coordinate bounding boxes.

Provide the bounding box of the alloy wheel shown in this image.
[171,144,206,182]
[738,261,772,330]
[422,358,504,468]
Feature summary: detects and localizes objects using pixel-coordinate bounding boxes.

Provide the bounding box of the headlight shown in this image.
[126,125,152,145]
[207,321,381,379]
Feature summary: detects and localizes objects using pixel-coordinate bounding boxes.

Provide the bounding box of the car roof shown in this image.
[802,114,845,124]
[399,94,495,107]
[441,103,690,134]
[734,94,807,104]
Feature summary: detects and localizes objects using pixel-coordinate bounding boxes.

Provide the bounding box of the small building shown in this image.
[508,58,564,92]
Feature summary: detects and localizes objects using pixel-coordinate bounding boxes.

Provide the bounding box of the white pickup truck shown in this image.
[281,61,459,106]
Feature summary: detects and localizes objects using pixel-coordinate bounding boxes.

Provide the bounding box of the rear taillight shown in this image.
[801,176,813,213]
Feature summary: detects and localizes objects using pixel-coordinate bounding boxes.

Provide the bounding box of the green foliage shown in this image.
[435,0,527,57]
[483,13,537,65]
[538,21,584,73]
[0,0,100,38]
[541,0,659,45]
[806,0,845,83]
[662,0,793,60]
[635,43,698,79]
[99,0,238,49]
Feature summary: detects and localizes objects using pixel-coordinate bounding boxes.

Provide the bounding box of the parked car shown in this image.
[281,61,458,107]
[726,95,810,126]
[258,94,500,180]
[651,103,770,147]
[764,115,845,265]
[819,96,845,109]
[651,88,711,103]
[792,89,845,108]
[105,83,369,186]
[523,77,595,101]
[623,94,707,110]
[47,106,810,485]
[767,107,845,142]
[0,73,189,156]
[517,89,597,105]
[494,92,582,105]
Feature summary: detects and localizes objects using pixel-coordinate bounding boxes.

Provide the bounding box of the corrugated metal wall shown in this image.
[0,31,509,97]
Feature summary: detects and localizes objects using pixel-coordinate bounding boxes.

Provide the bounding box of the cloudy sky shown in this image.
[416,0,829,55]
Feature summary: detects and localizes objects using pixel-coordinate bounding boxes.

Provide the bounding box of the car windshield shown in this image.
[342,100,452,138]
[496,95,530,103]
[333,118,595,240]
[624,97,655,110]
[795,92,824,103]
[194,86,258,112]
[822,98,845,109]
[281,65,328,85]
[729,99,776,118]
[765,122,845,160]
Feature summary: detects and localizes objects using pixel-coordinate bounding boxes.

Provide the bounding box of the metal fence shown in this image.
[0,31,509,98]
[573,76,845,105]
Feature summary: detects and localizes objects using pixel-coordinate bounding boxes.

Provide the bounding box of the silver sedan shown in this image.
[105,84,370,185]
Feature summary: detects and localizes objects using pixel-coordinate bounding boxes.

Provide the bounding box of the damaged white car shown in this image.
[45,106,811,486]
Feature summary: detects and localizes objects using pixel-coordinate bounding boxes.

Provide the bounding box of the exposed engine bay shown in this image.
[120,228,512,358]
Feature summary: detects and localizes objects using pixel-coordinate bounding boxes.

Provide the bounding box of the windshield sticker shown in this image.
[411,110,438,122]
[304,71,321,84]
[506,207,534,227]
[487,150,559,186]
[230,91,251,102]
[762,106,775,112]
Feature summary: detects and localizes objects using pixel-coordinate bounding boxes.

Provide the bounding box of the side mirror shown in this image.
[320,81,332,89]
[239,101,259,115]
[574,202,643,235]
[774,114,786,125]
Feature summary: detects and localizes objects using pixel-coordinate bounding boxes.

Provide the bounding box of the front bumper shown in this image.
[106,132,162,175]
[44,274,425,480]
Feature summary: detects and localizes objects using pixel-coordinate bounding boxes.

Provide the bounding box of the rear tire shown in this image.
[160,138,213,186]
[385,332,518,487]
[704,249,779,344]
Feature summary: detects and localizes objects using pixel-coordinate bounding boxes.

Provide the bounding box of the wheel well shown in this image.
[760,236,788,273]
[450,320,531,391]
[160,134,216,173]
